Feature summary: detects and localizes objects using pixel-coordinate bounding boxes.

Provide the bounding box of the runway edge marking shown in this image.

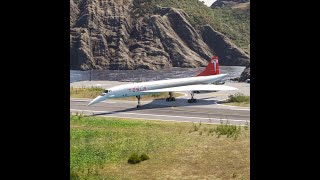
[70,109,250,123]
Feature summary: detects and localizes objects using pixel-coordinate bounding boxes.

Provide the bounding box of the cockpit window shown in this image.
[100,90,109,96]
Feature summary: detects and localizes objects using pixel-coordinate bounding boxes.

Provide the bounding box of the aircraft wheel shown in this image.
[166,98,169,101]
[187,99,191,103]
[137,105,141,108]
[193,99,197,103]
[172,97,175,101]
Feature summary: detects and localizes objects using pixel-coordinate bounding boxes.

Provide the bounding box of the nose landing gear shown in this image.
[136,95,141,108]
[166,92,175,101]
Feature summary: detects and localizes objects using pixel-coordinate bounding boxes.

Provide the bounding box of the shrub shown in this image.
[140,153,150,161]
[215,123,241,139]
[227,93,250,103]
[128,153,150,164]
[128,153,141,164]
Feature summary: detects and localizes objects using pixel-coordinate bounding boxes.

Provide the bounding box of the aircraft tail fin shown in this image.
[196,56,220,76]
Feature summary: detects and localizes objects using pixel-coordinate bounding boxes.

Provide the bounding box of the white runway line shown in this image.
[70,109,250,123]
[70,99,116,104]
[215,104,250,111]
[71,98,249,111]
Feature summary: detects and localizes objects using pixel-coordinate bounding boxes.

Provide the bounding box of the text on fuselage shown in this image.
[128,86,147,92]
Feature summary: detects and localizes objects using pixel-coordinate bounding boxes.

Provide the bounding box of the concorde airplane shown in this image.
[88,56,237,107]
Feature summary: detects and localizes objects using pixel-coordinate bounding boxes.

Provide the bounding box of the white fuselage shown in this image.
[88,74,227,105]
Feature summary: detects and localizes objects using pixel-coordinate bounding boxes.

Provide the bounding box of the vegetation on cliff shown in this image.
[132,0,250,54]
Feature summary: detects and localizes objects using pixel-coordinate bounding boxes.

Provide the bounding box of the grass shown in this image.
[70,87,104,99]
[70,87,184,100]
[214,121,242,139]
[223,93,250,107]
[70,114,250,179]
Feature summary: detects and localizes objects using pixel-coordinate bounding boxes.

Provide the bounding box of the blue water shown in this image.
[70,66,245,83]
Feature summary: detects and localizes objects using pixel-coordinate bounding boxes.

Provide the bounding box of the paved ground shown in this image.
[70,80,250,125]
[70,98,250,125]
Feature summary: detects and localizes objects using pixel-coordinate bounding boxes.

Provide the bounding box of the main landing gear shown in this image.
[166,92,175,101]
[187,91,197,103]
[136,95,141,108]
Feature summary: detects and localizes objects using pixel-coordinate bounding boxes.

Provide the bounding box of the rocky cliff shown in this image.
[211,0,250,81]
[70,0,250,70]
[70,0,79,26]
[239,66,250,82]
[201,25,249,66]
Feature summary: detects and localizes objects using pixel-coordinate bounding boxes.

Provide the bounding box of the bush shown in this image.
[128,153,150,164]
[128,153,141,164]
[215,123,241,139]
[227,93,250,103]
[140,153,150,161]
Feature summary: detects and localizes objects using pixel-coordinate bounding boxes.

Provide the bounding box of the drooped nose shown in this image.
[88,95,107,106]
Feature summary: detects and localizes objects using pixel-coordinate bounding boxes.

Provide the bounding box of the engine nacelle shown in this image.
[213,81,225,85]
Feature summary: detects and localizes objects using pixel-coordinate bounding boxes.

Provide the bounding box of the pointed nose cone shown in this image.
[88,95,106,106]
[88,100,97,106]
[219,74,228,78]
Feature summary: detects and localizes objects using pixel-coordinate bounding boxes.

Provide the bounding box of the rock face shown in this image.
[239,66,250,82]
[70,0,250,70]
[70,0,79,26]
[201,25,250,66]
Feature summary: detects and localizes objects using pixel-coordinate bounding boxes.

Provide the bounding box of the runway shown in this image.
[70,97,250,126]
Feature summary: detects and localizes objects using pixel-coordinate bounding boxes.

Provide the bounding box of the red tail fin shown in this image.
[196,56,220,76]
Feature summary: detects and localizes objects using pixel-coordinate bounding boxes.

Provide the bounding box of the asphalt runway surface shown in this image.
[70,97,250,126]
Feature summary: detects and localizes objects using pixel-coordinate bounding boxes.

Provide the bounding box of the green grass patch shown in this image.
[214,121,242,139]
[227,93,250,103]
[70,114,250,179]
[70,87,104,99]
[223,93,250,107]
